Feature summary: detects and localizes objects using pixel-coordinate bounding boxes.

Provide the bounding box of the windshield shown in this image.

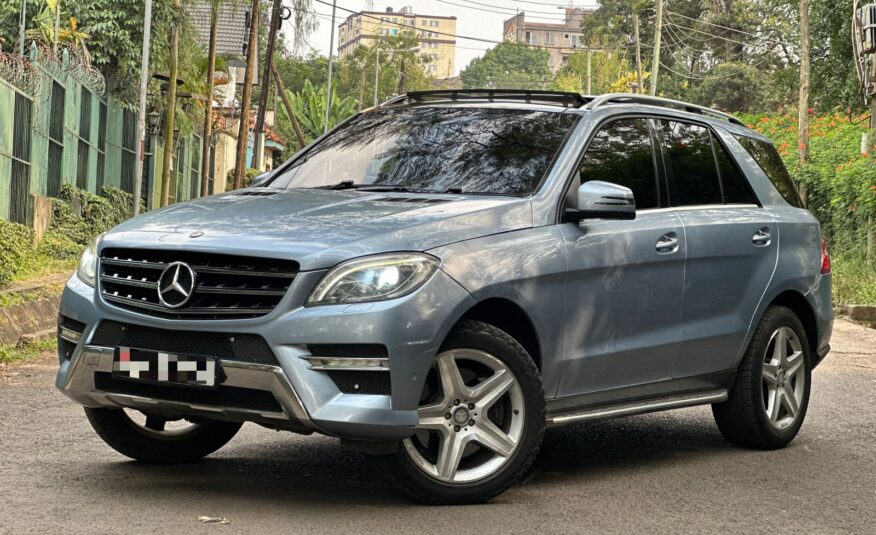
[268,107,578,195]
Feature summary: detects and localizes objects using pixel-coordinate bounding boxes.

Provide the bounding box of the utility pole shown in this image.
[253,0,283,171]
[634,13,644,95]
[586,48,592,94]
[397,54,407,95]
[18,0,26,56]
[650,0,663,96]
[132,0,153,216]
[160,0,181,208]
[324,0,338,134]
[232,0,260,190]
[798,0,810,206]
[199,0,219,198]
[374,48,381,106]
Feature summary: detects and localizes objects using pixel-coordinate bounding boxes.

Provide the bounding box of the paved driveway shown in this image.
[1,319,874,534]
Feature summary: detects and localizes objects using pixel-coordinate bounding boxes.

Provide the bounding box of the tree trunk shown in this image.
[160,0,181,207]
[797,0,810,206]
[273,64,307,150]
[232,0,261,190]
[253,0,283,171]
[200,1,219,198]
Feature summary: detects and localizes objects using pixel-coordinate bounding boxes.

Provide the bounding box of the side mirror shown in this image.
[568,180,636,222]
[251,171,273,187]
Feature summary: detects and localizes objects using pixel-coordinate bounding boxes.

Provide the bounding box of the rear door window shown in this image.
[712,134,758,204]
[734,135,803,208]
[577,118,660,209]
[657,121,723,206]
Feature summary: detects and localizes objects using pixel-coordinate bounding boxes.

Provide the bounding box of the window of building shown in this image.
[525,31,533,44]
[421,19,428,26]
[430,20,438,27]
[545,32,555,44]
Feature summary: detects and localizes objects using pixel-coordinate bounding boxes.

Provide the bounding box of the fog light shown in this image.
[305,357,389,371]
[58,326,83,344]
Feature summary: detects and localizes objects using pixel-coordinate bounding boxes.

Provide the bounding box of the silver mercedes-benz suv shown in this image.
[56,91,833,504]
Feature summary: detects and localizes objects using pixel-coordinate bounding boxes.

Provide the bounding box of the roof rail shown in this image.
[387,89,592,108]
[585,93,746,126]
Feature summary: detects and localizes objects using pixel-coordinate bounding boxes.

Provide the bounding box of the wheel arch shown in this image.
[766,290,818,355]
[453,298,543,372]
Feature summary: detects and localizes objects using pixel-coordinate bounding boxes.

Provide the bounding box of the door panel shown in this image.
[674,207,777,377]
[558,211,686,396]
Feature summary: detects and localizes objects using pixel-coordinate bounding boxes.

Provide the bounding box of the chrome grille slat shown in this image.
[99,248,299,320]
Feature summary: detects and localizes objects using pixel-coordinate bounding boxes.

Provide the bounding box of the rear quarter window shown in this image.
[734,136,803,208]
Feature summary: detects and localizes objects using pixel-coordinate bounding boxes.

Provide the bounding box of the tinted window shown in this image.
[269,108,577,195]
[658,120,723,206]
[713,134,757,204]
[734,135,803,208]
[577,119,659,209]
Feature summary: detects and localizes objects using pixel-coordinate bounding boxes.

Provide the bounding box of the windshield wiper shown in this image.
[315,181,415,192]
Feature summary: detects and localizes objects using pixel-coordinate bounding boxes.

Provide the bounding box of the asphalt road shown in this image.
[1,319,874,534]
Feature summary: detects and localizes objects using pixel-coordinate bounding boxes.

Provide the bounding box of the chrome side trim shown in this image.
[303,355,390,371]
[58,326,83,344]
[59,345,317,430]
[546,390,728,427]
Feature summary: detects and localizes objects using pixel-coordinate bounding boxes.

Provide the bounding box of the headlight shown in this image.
[76,235,101,287]
[307,253,440,306]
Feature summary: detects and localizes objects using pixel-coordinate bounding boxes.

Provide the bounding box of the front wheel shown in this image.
[382,320,545,505]
[85,407,243,463]
[712,306,812,449]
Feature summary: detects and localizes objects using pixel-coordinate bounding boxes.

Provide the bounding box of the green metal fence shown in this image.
[0,45,208,224]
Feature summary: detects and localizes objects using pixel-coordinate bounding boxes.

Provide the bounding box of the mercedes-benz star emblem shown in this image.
[157,262,196,309]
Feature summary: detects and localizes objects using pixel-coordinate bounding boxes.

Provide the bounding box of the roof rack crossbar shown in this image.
[585,93,746,126]
[386,89,591,108]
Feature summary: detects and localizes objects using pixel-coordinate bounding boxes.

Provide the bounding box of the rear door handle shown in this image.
[752,228,771,247]
[656,232,679,254]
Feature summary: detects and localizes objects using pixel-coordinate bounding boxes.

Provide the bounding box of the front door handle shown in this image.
[656,232,679,254]
[752,228,771,247]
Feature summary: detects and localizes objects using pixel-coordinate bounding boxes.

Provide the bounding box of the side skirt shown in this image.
[545,371,734,428]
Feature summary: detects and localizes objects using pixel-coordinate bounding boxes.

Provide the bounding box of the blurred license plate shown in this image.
[112,347,218,388]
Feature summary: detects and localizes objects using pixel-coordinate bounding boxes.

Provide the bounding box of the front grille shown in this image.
[91,320,279,366]
[94,372,283,413]
[326,370,392,395]
[99,248,299,320]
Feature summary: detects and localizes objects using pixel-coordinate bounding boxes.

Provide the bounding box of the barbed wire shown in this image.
[0,50,38,94]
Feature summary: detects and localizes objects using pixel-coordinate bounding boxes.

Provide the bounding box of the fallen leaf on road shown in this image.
[198,516,230,525]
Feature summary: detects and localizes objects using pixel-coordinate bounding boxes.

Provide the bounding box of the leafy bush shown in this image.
[37,231,84,260]
[50,184,134,245]
[226,168,261,191]
[0,221,34,287]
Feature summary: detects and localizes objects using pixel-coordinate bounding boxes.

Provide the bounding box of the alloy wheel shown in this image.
[761,327,806,430]
[402,349,525,484]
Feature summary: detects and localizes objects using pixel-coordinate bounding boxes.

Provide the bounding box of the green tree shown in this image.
[280,78,357,142]
[460,43,551,89]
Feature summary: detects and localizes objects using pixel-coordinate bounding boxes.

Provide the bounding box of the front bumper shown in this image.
[56,267,476,440]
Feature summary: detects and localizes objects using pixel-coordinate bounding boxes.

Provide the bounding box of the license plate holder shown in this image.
[112,347,219,388]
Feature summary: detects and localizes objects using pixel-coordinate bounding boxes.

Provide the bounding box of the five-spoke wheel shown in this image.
[384,320,544,504]
[713,306,812,449]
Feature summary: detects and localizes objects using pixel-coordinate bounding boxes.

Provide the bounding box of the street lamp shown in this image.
[374,46,420,107]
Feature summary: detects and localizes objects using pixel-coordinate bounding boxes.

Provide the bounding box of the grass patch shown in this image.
[832,255,876,306]
[0,338,57,365]
[0,281,68,309]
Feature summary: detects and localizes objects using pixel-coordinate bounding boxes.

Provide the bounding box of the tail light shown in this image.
[820,239,831,274]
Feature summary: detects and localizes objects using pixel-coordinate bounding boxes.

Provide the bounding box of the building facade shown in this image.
[338,6,457,79]
[503,8,595,73]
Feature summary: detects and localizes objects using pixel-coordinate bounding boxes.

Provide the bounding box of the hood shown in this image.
[101,188,533,271]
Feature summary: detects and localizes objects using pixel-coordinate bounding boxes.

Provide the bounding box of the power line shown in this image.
[443,0,577,19]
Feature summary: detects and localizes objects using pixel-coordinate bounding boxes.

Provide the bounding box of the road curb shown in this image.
[838,304,876,329]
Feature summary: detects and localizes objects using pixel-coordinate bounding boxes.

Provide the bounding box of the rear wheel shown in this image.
[712,306,812,449]
[383,320,545,504]
[85,407,242,463]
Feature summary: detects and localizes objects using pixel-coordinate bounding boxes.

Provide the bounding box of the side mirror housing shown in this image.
[567,180,636,222]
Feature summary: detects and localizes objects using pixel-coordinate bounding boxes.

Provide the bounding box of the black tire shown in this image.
[382,319,545,505]
[84,407,242,463]
[712,306,812,449]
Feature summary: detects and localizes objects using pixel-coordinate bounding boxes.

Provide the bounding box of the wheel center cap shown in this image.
[452,407,471,425]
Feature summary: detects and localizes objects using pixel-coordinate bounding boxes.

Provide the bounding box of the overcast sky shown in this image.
[291,0,599,76]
